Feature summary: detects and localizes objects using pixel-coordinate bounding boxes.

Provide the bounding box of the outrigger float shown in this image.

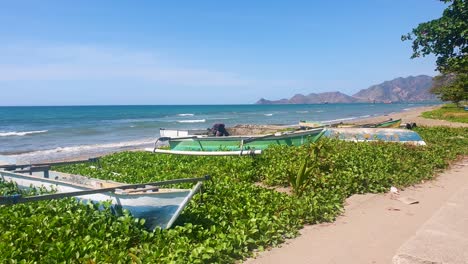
[0,159,209,230]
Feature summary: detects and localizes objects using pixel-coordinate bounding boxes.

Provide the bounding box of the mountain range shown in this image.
[256,75,437,104]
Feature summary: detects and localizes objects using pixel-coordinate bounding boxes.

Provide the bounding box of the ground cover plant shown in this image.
[421,104,468,123]
[1,126,467,263]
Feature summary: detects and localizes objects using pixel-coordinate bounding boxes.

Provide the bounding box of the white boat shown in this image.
[159,128,208,138]
[0,168,208,230]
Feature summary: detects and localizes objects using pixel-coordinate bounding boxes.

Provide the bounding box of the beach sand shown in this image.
[353,105,468,128]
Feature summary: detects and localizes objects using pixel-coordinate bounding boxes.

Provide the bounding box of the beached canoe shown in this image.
[0,169,208,230]
[373,119,402,128]
[156,128,325,152]
[323,128,426,145]
[328,118,402,128]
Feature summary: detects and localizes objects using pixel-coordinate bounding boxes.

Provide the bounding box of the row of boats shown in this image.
[0,118,427,230]
[150,118,425,155]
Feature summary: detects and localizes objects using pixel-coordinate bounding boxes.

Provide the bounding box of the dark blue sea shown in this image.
[0,103,437,163]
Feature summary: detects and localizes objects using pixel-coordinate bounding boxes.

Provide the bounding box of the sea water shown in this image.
[0,103,436,163]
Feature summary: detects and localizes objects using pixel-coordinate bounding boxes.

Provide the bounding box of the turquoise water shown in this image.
[0,103,436,162]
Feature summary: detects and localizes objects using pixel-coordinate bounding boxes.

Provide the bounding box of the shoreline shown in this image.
[352,104,468,127]
[3,103,465,165]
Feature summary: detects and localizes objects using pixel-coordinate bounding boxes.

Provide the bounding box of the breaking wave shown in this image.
[3,139,156,164]
[0,130,48,137]
[177,119,206,123]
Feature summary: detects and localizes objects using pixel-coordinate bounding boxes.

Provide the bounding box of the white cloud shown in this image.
[0,44,304,89]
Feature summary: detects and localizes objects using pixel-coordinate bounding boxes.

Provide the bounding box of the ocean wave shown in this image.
[316,110,324,113]
[296,111,309,114]
[264,114,274,116]
[0,130,48,137]
[177,119,206,123]
[359,115,371,118]
[177,113,195,117]
[4,139,156,164]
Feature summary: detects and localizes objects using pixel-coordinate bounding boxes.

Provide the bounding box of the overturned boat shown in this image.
[323,128,426,146]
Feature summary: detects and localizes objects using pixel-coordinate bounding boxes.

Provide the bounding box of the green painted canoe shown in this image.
[168,128,325,151]
[374,119,401,128]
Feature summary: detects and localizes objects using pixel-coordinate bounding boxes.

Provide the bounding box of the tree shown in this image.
[431,73,468,106]
[402,0,467,105]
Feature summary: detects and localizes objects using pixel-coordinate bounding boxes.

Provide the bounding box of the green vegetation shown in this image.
[402,0,467,105]
[1,127,467,263]
[422,104,468,123]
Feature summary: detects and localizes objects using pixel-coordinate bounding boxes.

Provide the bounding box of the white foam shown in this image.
[264,114,274,116]
[359,115,371,118]
[316,110,324,113]
[5,138,156,164]
[0,130,48,137]
[296,111,309,113]
[177,113,194,117]
[177,119,206,123]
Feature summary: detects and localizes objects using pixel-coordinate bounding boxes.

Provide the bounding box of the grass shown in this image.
[0,126,467,263]
[421,103,468,123]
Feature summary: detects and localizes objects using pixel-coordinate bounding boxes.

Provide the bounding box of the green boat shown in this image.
[328,118,402,128]
[374,118,402,128]
[163,128,325,152]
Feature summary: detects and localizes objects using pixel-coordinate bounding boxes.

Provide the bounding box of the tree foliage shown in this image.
[402,0,467,73]
[431,73,468,105]
[402,0,467,105]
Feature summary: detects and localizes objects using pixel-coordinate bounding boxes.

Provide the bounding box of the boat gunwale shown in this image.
[0,170,192,196]
[168,128,324,142]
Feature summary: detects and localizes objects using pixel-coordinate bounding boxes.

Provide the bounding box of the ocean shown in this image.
[0,103,436,163]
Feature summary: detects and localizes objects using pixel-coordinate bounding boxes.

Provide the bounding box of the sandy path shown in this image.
[245,158,468,264]
[353,105,468,128]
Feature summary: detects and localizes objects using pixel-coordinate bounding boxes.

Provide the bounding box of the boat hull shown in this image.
[160,128,208,138]
[374,119,401,128]
[331,119,402,128]
[0,170,200,230]
[323,128,426,145]
[168,128,324,151]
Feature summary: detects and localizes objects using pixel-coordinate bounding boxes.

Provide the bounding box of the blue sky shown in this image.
[0,0,446,105]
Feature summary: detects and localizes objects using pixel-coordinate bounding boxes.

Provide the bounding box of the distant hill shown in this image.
[256,75,437,104]
[352,75,435,102]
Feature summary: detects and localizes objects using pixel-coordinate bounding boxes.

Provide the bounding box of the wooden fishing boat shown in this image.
[0,167,208,230]
[149,128,325,153]
[323,128,426,145]
[373,118,402,128]
[330,118,402,128]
